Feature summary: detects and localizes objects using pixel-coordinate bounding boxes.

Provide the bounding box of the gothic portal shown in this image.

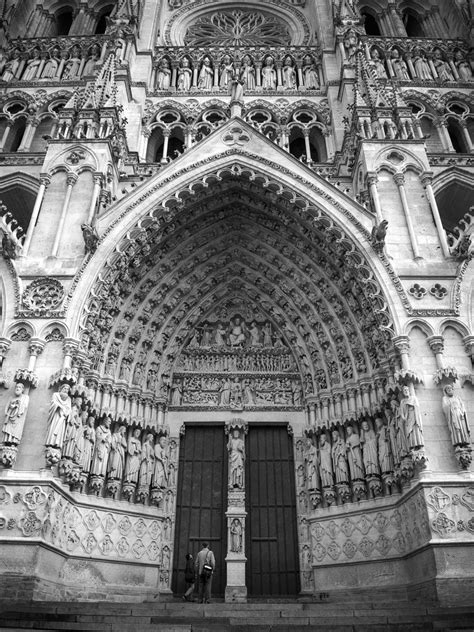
[0,0,473,605]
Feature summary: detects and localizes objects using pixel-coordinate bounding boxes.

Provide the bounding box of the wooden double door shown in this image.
[172,424,300,597]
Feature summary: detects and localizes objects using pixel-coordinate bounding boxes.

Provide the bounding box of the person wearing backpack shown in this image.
[182,553,195,601]
[195,541,215,603]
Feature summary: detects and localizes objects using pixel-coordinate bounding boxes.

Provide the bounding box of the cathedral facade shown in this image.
[0,0,473,605]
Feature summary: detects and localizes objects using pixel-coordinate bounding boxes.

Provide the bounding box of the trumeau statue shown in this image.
[399,386,424,450]
[2,383,29,445]
[228,428,245,489]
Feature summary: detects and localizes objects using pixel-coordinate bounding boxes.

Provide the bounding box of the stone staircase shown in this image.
[1,599,474,631]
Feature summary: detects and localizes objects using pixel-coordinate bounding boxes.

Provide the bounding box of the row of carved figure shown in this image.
[359,43,473,82]
[0,45,103,83]
[155,53,320,92]
[42,385,177,503]
[299,385,471,508]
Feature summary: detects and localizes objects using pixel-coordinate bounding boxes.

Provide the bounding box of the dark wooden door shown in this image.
[245,424,300,596]
[172,424,227,596]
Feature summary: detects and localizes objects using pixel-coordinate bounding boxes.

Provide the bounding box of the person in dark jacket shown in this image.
[182,553,195,601]
[195,542,216,604]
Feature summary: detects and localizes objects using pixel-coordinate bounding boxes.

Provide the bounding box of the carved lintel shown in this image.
[0,444,18,467]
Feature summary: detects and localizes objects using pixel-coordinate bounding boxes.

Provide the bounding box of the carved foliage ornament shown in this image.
[184,9,291,47]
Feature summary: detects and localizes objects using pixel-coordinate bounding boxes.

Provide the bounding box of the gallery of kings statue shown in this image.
[0,0,472,608]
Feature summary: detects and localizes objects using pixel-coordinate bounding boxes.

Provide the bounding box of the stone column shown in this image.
[420,172,450,258]
[393,173,421,259]
[52,172,78,257]
[225,418,248,603]
[367,172,383,222]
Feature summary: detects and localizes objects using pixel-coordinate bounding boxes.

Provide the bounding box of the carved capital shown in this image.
[66,172,79,187]
[0,337,11,360]
[63,337,80,357]
[392,335,410,355]
[427,335,444,355]
[367,172,378,186]
[420,170,434,187]
[463,335,474,360]
[393,173,405,186]
[28,338,45,357]
[225,418,248,435]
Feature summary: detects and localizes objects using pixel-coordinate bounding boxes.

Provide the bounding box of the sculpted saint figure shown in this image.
[107,426,127,479]
[413,48,433,80]
[370,48,387,78]
[228,428,245,488]
[90,416,112,476]
[230,518,243,553]
[41,48,60,79]
[124,428,142,483]
[219,55,234,89]
[304,437,319,490]
[331,429,349,483]
[156,58,171,90]
[177,58,192,91]
[262,56,276,90]
[454,49,473,81]
[2,50,21,81]
[375,417,393,473]
[62,396,83,461]
[282,56,297,89]
[391,48,410,80]
[2,383,29,445]
[248,321,261,347]
[229,316,246,347]
[22,49,41,81]
[399,386,424,450]
[80,416,96,474]
[214,322,227,347]
[302,55,319,89]
[360,420,379,476]
[433,48,455,82]
[219,377,231,406]
[442,384,471,446]
[153,435,169,488]
[82,46,100,76]
[318,433,333,487]
[197,56,213,90]
[46,384,72,448]
[139,433,155,489]
[240,55,256,90]
[345,425,365,480]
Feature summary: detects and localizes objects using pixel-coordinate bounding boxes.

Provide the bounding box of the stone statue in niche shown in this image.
[442,385,471,446]
[219,377,231,406]
[343,28,359,62]
[331,429,349,483]
[80,415,96,474]
[399,386,424,450]
[108,426,127,479]
[302,55,319,89]
[370,48,387,78]
[345,424,364,480]
[360,420,379,476]
[124,428,142,482]
[304,437,319,490]
[90,416,112,476]
[62,396,83,461]
[282,56,297,89]
[230,518,243,553]
[228,428,245,488]
[454,49,473,81]
[390,48,410,80]
[413,48,433,80]
[2,383,29,445]
[318,433,333,487]
[153,435,169,489]
[229,316,247,347]
[262,55,276,90]
[81,223,99,254]
[219,54,234,89]
[177,58,192,91]
[433,48,455,82]
[197,56,213,90]
[138,433,155,489]
[156,58,171,90]
[46,384,72,449]
[170,379,182,406]
[375,417,393,474]
[240,55,256,90]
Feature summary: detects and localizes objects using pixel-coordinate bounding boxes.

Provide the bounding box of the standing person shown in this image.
[195,541,215,604]
[182,553,195,601]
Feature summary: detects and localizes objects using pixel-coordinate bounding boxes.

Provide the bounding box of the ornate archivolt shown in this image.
[65,153,400,430]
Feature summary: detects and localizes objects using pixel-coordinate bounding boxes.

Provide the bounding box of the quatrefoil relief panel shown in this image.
[21,277,65,315]
[430,283,448,300]
[408,283,427,299]
[222,125,251,146]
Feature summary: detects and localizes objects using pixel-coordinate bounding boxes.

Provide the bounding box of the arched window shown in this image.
[95,6,114,34]
[4,118,27,152]
[362,11,381,36]
[447,120,469,153]
[0,174,38,235]
[403,10,424,37]
[56,9,74,36]
[436,181,473,232]
[29,116,55,152]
